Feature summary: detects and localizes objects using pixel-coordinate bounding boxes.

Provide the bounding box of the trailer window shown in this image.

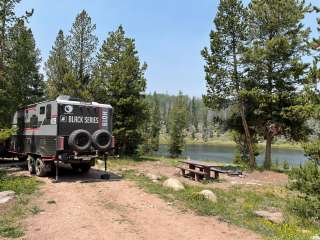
[40,106,45,115]
[46,104,51,119]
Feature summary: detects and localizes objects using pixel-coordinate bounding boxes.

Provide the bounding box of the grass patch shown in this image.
[29,205,44,215]
[0,170,41,238]
[123,170,319,240]
[0,170,40,194]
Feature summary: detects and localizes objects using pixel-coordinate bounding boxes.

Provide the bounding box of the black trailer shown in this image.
[2,95,113,178]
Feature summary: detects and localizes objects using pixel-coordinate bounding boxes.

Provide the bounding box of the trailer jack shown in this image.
[100,154,110,180]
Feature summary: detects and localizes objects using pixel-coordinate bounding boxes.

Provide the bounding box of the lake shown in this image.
[156,144,307,166]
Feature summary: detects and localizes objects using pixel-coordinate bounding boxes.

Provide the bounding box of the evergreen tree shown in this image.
[0,0,32,128]
[6,19,44,108]
[245,0,311,169]
[67,10,97,99]
[150,92,161,151]
[202,0,256,168]
[169,92,188,157]
[92,25,148,155]
[202,108,208,142]
[190,97,198,138]
[0,0,32,83]
[45,30,73,98]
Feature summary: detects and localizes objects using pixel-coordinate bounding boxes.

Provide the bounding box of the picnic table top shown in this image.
[178,160,223,168]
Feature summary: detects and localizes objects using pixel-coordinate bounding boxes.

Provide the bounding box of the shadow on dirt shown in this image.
[48,166,122,183]
[0,159,122,183]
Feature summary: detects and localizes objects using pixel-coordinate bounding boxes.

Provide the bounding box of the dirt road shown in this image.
[19,168,261,240]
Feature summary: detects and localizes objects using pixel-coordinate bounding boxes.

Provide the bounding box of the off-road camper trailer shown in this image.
[8,95,113,177]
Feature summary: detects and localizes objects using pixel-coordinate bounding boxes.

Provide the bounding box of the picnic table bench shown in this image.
[177,160,227,181]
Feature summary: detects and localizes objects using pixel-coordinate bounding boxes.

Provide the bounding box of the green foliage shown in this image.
[0,170,41,238]
[244,0,311,169]
[139,92,161,154]
[0,128,16,143]
[45,30,73,99]
[92,25,148,155]
[0,1,38,129]
[150,92,161,151]
[168,92,188,157]
[6,20,44,107]
[289,161,320,222]
[67,10,97,95]
[283,160,290,170]
[0,170,40,194]
[232,131,259,165]
[202,0,257,168]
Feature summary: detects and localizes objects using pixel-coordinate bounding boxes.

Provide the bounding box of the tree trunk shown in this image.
[264,132,273,170]
[239,102,256,169]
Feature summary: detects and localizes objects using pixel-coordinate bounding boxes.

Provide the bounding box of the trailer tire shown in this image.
[35,158,47,177]
[68,129,92,152]
[27,156,36,174]
[92,130,112,151]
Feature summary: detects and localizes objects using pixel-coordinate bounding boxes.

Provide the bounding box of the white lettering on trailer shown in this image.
[101,110,108,127]
[60,115,98,124]
[84,117,99,124]
[68,116,83,123]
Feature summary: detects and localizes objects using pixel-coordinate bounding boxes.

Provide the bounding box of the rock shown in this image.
[254,210,284,224]
[162,178,185,191]
[312,236,320,240]
[0,190,15,204]
[199,190,217,203]
[146,173,161,181]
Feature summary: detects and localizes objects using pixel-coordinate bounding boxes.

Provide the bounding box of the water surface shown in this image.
[156,144,307,166]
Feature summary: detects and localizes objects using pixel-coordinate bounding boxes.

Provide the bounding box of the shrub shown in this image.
[288,160,320,222]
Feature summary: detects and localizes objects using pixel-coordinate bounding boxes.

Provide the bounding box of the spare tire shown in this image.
[92,129,112,151]
[68,129,92,152]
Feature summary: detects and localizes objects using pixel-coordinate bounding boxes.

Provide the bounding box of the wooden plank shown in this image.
[177,166,205,175]
[178,160,221,168]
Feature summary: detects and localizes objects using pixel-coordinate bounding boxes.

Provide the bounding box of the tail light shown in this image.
[57,137,64,150]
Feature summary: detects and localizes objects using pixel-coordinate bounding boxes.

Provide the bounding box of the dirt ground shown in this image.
[0,163,265,240]
[1,159,290,240]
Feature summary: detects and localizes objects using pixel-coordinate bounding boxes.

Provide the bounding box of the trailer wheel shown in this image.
[27,156,36,174]
[35,158,47,177]
[68,129,92,152]
[92,129,112,151]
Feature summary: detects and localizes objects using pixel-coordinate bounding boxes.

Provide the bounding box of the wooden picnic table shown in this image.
[177,160,226,181]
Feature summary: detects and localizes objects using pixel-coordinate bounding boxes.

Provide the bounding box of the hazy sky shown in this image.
[15,0,319,97]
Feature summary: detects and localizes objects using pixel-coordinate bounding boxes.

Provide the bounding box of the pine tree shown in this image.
[190,97,198,138]
[150,92,161,151]
[0,0,32,82]
[6,19,44,107]
[202,108,208,142]
[169,91,188,157]
[92,25,148,155]
[0,0,33,128]
[245,0,311,169]
[45,30,73,98]
[67,10,98,100]
[202,0,256,168]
